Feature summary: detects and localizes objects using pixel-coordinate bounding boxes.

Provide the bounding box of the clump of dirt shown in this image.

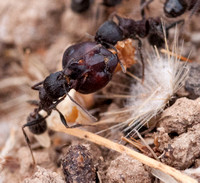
[23,166,65,183]
[158,97,200,135]
[106,154,152,183]
[61,144,97,183]
[154,98,200,169]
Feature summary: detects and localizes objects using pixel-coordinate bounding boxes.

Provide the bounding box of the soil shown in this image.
[0,0,200,183]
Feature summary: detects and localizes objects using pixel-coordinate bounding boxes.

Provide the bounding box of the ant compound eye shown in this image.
[164,0,187,17]
[27,114,47,135]
[43,72,69,99]
[71,0,91,13]
[95,20,123,46]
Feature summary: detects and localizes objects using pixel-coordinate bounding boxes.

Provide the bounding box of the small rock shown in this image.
[106,154,152,183]
[158,97,200,135]
[159,124,200,169]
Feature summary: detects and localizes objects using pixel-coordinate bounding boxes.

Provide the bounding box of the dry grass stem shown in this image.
[52,125,197,183]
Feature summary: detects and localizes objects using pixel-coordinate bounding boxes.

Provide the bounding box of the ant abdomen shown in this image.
[27,113,47,135]
[95,20,123,46]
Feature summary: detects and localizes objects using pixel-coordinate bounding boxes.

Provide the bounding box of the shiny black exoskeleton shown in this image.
[62,42,119,94]
[23,41,119,164]
[164,0,200,18]
[95,14,180,48]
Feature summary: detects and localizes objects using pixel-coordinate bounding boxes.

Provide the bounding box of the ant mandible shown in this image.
[23,41,120,164]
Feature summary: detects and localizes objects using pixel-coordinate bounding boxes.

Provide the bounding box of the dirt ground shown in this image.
[0,0,200,182]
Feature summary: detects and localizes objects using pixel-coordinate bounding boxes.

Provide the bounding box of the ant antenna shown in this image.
[133,37,145,82]
[106,43,126,73]
[189,0,200,20]
[166,19,184,31]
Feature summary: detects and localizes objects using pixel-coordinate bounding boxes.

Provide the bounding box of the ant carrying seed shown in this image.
[23,41,120,164]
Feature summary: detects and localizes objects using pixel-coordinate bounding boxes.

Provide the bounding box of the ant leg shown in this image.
[22,125,36,165]
[140,0,154,19]
[106,43,126,73]
[140,0,146,18]
[166,19,184,31]
[31,81,44,90]
[27,100,40,106]
[67,93,97,122]
[61,83,97,122]
[134,37,145,82]
[189,0,200,20]
[54,108,82,128]
[22,114,49,165]
[54,108,69,128]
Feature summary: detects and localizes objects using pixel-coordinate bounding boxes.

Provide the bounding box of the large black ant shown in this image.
[95,14,183,78]
[163,0,200,18]
[95,14,183,48]
[23,41,120,164]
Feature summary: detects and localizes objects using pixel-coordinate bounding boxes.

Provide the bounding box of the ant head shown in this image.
[95,20,123,47]
[43,71,70,100]
[164,0,187,17]
[27,113,47,135]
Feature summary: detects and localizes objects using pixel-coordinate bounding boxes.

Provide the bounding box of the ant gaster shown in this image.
[23,41,119,164]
